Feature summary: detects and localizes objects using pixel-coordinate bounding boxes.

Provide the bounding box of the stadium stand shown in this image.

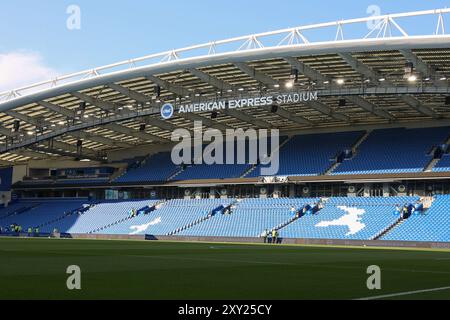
[0,199,87,231]
[334,127,450,175]
[381,195,450,242]
[102,198,234,235]
[40,200,157,234]
[115,152,180,183]
[280,197,419,240]
[248,131,364,177]
[1,196,448,243]
[432,154,450,172]
[178,198,318,237]
[174,142,255,180]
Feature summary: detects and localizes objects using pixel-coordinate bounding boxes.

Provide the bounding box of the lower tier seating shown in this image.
[381,195,450,242]
[0,196,447,242]
[178,198,318,238]
[281,197,419,240]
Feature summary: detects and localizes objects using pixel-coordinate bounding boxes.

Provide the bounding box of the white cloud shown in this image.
[0,51,57,93]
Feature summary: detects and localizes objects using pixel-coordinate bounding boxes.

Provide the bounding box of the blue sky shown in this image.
[0,0,449,91]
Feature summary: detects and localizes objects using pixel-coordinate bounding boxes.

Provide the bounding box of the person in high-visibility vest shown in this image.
[261,229,269,243]
[35,227,39,235]
[27,227,32,236]
[272,229,277,244]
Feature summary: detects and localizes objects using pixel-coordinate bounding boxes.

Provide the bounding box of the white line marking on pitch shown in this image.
[355,286,450,300]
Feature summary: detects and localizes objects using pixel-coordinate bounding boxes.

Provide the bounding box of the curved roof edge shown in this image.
[1,8,450,111]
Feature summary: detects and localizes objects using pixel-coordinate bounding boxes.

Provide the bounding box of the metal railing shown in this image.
[1,8,449,105]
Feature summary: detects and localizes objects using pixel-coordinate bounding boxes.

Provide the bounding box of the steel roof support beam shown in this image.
[49,139,87,154]
[234,62,279,86]
[3,109,122,151]
[149,72,269,129]
[338,52,437,118]
[109,80,230,131]
[29,146,101,161]
[71,92,117,113]
[72,91,170,142]
[283,58,350,122]
[260,105,313,126]
[180,112,231,131]
[233,62,317,125]
[284,57,330,84]
[307,101,350,122]
[107,83,178,132]
[107,83,153,103]
[12,149,48,159]
[104,123,168,143]
[75,131,132,149]
[189,68,298,127]
[146,75,191,98]
[346,96,395,120]
[399,49,443,86]
[37,100,76,118]
[188,68,233,91]
[108,77,231,132]
[399,95,438,118]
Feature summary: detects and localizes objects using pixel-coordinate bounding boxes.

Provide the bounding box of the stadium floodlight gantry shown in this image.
[0,8,450,164]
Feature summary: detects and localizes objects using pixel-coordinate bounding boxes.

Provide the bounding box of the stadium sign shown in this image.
[161,103,174,120]
[161,91,318,119]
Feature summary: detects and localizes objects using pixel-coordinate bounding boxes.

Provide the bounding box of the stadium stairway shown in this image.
[168,200,238,236]
[371,216,404,240]
[38,204,93,231]
[424,157,441,172]
[241,136,293,178]
[325,131,371,175]
[276,202,324,234]
[372,196,433,240]
[167,167,185,181]
[91,200,164,234]
[0,203,41,221]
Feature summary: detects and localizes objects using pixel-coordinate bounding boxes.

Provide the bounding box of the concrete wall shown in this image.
[56,234,450,249]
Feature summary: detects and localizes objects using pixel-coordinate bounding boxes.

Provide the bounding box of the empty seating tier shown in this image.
[334,127,450,175]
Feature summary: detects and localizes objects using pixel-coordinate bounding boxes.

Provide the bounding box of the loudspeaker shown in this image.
[211,111,218,119]
[445,96,450,106]
[13,120,20,132]
[338,99,346,107]
[271,105,279,113]
[139,124,146,132]
[77,140,83,147]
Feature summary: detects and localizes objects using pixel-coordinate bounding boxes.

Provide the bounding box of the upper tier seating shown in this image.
[102,198,234,235]
[433,154,450,172]
[173,138,282,180]
[247,131,364,177]
[115,152,180,183]
[381,195,450,242]
[334,127,450,175]
[178,198,318,238]
[281,196,419,240]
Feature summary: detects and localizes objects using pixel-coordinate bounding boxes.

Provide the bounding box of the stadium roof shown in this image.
[1,8,450,164]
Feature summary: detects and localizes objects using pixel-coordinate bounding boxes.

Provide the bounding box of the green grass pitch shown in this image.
[0,238,449,300]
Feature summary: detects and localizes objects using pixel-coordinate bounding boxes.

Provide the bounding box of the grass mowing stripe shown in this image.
[128,254,297,266]
[1,238,449,299]
[355,286,450,300]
